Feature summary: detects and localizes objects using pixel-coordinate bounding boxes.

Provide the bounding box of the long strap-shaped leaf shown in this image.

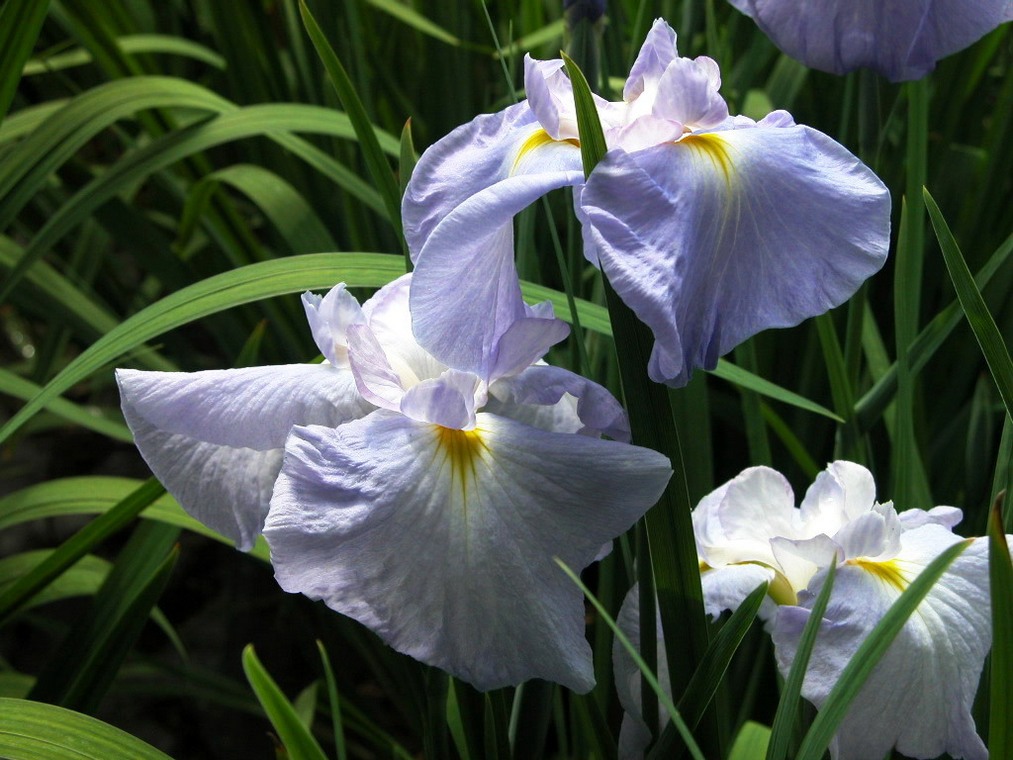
[243,645,329,760]
[0,252,404,446]
[0,0,50,123]
[926,188,1013,419]
[0,697,173,760]
[562,51,710,714]
[300,0,404,248]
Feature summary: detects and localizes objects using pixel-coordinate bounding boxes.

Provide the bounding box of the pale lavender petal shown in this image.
[772,529,992,760]
[652,56,728,130]
[119,408,282,551]
[361,274,445,385]
[613,583,671,759]
[346,323,404,411]
[798,460,879,530]
[403,102,536,260]
[489,363,630,441]
[117,365,371,549]
[301,283,365,366]
[624,18,680,103]
[692,465,801,568]
[898,505,963,530]
[116,365,369,450]
[266,411,671,692]
[581,125,889,386]
[730,0,1013,82]
[410,170,583,378]
[399,369,482,429]
[488,312,571,382]
[700,564,779,621]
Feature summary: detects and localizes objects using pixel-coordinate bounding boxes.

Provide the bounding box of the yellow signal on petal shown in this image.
[850,557,907,592]
[434,425,488,501]
[680,132,733,186]
[511,129,580,174]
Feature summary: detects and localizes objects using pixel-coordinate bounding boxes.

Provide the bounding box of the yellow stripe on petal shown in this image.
[850,558,907,592]
[434,425,488,502]
[680,132,733,186]
[511,128,580,174]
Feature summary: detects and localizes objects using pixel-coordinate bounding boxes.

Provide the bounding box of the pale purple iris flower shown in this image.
[614,462,1005,759]
[727,0,1013,82]
[117,274,672,692]
[404,18,891,387]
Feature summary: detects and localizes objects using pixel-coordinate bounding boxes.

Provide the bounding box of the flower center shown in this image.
[679,132,732,185]
[512,128,580,174]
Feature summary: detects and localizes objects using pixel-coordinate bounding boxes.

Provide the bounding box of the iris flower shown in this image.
[614,461,1004,759]
[404,18,890,387]
[117,274,672,691]
[727,1,1013,82]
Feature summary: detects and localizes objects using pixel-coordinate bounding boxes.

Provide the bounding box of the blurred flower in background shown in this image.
[615,461,1006,759]
[726,0,1013,81]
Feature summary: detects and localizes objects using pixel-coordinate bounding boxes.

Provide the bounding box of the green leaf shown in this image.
[0,478,165,627]
[27,522,180,712]
[0,367,131,442]
[362,0,462,47]
[22,34,226,75]
[647,582,768,759]
[728,721,771,760]
[300,0,404,245]
[0,0,50,123]
[926,188,1013,420]
[0,697,173,759]
[561,51,607,177]
[0,476,271,561]
[316,642,347,760]
[989,501,1012,758]
[795,539,971,760]
[765,562,837,760]
[0,103,399,305]
[242,645,329,760]
[0,253,404,446]
[555,559,706,760]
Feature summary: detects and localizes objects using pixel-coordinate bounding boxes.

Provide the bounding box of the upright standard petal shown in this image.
[265,410,671,692]
[728,0,1013,81]
[116,365,371,549]
[771,530,994,760]
[582,124,890,386]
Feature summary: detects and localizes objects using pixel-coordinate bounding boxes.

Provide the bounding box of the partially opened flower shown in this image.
[118,274,672,692]
[614,461,1003,759]
[727,0,1013,82]
[404,18,890,387]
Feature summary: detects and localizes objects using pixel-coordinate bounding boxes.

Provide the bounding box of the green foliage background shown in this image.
[0,0,1010,758]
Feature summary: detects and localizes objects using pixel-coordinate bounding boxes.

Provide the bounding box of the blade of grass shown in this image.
[28,522,180,713]
[242,645,329,760]
[316,641,347,760]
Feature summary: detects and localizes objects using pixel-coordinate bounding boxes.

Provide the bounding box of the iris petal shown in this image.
[266,410,671,692]
[582,125,889,386]
[772,529,993,760]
